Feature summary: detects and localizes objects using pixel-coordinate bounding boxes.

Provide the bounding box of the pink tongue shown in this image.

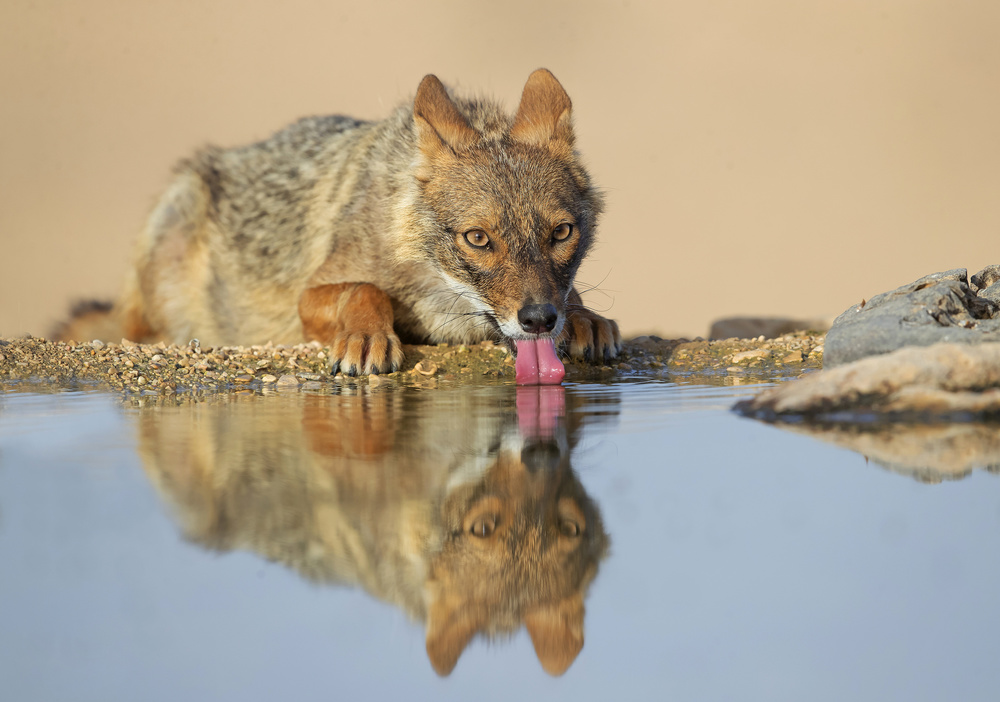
[514,338,565,385]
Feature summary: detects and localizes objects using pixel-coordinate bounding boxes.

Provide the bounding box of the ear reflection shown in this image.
[133,385,612,676]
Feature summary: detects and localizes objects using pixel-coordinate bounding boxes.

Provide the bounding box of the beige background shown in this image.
[2,0,998,339]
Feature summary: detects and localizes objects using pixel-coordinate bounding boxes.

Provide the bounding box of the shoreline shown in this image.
[0,332,825,394]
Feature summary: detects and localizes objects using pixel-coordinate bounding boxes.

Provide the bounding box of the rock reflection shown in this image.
[774,422,1000,482]
[133,385,610,675]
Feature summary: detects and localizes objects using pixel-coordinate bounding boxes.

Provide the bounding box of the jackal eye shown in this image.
[464,229,490,248]
[552,223,573,242]
[469,516,497,538]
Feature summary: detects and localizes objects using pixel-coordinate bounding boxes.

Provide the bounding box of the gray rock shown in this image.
[824,268,1000,366]
[970,264,1000,292]
[979,282,1000,306]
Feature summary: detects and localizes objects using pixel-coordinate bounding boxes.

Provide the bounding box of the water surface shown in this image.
[1,380,998,701]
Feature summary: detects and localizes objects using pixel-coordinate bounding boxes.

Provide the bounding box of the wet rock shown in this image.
[734,342,1000,420]
[824,268,1000,367]
[276,374,299,387]
[709,316,830,340]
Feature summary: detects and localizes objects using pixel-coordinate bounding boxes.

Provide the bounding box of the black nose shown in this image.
[517,303,558,334]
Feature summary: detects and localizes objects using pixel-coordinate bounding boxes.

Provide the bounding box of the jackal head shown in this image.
[408,69,604,346]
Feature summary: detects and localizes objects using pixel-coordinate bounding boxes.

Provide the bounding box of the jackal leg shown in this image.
[558,288,622,362]
[299,283,405,376]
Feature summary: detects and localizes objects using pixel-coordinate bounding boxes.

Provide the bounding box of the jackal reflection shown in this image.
[134,385,611,675]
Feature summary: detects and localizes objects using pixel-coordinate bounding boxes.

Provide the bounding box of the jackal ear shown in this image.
[511,68,574,147]
[524,593,585,676]
[425,589,482,676]
[414,74,477,157]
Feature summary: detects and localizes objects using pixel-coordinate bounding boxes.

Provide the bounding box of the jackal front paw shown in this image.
[559,308,622,363]
[328,330,405,376]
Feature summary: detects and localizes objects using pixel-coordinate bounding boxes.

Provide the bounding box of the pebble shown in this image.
[2,332,826,394]
[415,360,438,376]
[731,349,771,363]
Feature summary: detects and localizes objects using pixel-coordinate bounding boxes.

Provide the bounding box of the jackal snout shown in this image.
[517,303,559,335]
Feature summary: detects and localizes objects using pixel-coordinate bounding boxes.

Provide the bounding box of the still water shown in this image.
[1,379,998,701]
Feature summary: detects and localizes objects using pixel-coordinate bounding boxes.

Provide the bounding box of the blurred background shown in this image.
[2,0,998,340]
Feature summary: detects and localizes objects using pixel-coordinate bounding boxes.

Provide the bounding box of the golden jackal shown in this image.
[57,70,621,383]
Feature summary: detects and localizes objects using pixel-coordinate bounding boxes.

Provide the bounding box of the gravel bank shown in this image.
[0,332,824,394]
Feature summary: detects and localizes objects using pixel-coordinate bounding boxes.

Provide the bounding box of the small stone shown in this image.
[234,374,253,383]
[415,360,438,376]
[90,340,105,349]
[137,376,147,385]
[276,374,299,386]
[368,374,383,386]
[297,372,322,381]
[260,374,278,383]
[731,349,771,363]
[780,351,804,364]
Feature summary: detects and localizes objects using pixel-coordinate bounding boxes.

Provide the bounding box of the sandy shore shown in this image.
[0,332,824,394]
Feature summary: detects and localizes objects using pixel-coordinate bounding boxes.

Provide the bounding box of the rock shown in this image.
[730,349,771,363]
[733,342,1000,420]
[824,268,1000,367]
[276,374,299,387]
[979,282,1000,306]
[709,316,830,340]
[414,360,438,376]
[970,264,1000,292]
[260,374,278,383]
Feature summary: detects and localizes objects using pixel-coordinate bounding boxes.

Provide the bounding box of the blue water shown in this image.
[1,381,997,701]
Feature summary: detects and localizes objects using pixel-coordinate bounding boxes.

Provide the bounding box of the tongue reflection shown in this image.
[514,338,566,385]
